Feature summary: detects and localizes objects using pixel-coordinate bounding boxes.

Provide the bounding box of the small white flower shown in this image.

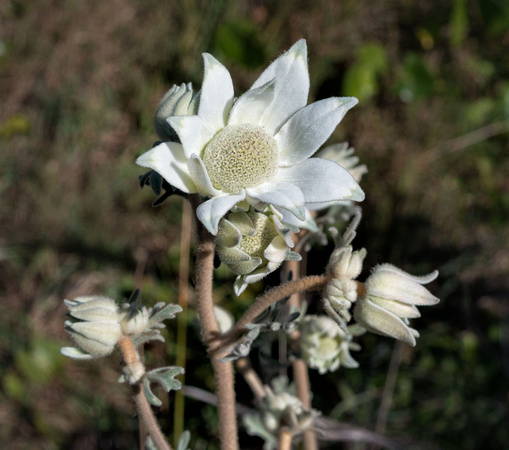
[137,40,364,234]
[354,264,440,346]
[61,296,123,360]
[216,207,301,295]
[300,315,360,374]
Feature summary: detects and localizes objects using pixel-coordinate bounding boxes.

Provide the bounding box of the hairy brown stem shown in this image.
[118,336,172,450]
[216,274,330,355]
[285,257,318,450]
[190,194,239,450]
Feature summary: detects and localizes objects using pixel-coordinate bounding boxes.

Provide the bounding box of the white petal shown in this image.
[278,158,365,204]
[234,276,249,296]
[136,142,197,194]
[246,182,306,220]
[168,115,215,159]
[228,211,256,236]
[243,267,271,284]
[354,298,417,346]
[70,322,122,347]
[252,40,310,134]
[375,264,439,285]
[216,219,242,247]
[264,236,288,263]
[188,154,221,196]
[60,347,94,360]
[366,269,440,306]
[199,54,234,132]
[219,246,251,263]
[279,207,319,232]
[227,80,276,126]
[276,97,359,166]
[370,297,421,319]
[196,192,246,235]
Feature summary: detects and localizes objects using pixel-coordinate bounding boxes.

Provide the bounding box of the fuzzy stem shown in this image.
[285,258,318,450]
[190,195,239,450]
[236,358,266,402]
[118,336,172,450]
[216,274,330,356]
[278,429,293,450]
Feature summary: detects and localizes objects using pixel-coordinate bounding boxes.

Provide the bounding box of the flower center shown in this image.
[202,124,278,192]
[238,212,279,260]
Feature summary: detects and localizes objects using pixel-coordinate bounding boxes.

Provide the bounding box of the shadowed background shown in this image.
[1,0,508,448]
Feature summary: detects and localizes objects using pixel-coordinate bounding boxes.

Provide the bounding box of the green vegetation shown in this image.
[1,0,508,448]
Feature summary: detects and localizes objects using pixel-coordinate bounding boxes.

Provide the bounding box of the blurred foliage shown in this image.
[1,0,508,448]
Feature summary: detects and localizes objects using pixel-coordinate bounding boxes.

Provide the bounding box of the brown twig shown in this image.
[118,336,172,450]
[216,274,330,355]
[285,257,318,450]
[236,358,266,402]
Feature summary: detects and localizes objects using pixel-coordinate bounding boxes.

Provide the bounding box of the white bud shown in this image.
[154,83,199,140]
[354,264,439,346]
[62,295,123,359]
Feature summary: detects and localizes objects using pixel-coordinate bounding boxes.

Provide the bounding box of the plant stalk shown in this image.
[191,195,239,450]
[118,336,172,450]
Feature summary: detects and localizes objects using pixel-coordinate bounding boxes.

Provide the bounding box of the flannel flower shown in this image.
[216,206,301,295]
[137,40,364,234]
[354,264,440,346]
[299,315,361,374]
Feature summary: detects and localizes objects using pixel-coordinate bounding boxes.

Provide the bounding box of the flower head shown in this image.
[299,315,361,373]
[354,264,440,346]
[61,293,183,359]
[61,296,123,360]
[216,206,301,295]
[137,40,364,234]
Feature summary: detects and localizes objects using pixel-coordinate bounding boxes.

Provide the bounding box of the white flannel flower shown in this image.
[137,40,364,235]
[216,207,301,295]
[61,296,123,360]
[300,315,360,374]
[354,264,440,346]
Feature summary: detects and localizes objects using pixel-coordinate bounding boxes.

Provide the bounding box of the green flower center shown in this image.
[315,337,341,360]
[202,124,278,192]
[238,213,279,260]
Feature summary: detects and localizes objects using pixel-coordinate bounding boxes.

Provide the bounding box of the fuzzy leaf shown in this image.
[142,377,163,407]
[145,366,185,393]
[149,304,183,324]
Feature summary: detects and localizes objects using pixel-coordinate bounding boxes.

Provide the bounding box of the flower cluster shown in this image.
[321,213,440,346]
